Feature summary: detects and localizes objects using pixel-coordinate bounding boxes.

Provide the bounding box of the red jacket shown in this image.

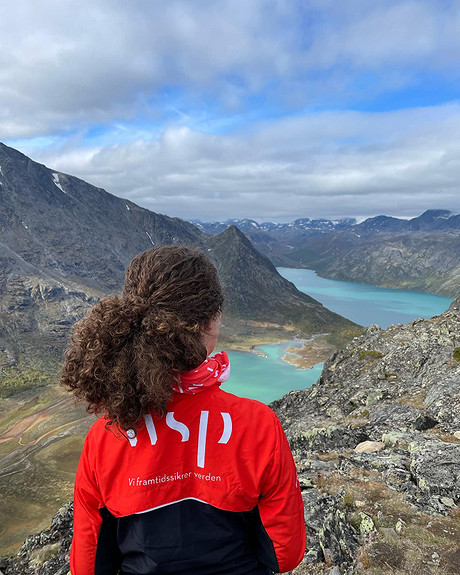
[72,386,306,574]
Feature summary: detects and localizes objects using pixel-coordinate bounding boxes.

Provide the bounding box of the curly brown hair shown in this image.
[61,245,223,430]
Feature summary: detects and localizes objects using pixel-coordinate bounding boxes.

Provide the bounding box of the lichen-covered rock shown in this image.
[289,425,369,455]
[344,448,413,490]
[369,401,422,429]
[409,441,460,505]
[424,377,460,432]
[358,512,377,541]
[381,430,422,447]
[302,491,358,569]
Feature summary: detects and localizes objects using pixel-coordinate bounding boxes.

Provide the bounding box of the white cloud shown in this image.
[25,102,460,221]
[2,1,460,222]
[1,1,460,138]
[0,0,301,137]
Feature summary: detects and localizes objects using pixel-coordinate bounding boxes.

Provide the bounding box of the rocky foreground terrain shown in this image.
[1,299,459,574]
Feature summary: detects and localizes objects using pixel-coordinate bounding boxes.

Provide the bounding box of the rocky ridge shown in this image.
[271,297,460,574]
[2,300,459,574]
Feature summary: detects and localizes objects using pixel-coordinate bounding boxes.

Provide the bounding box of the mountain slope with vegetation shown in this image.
[287,215,460,297]
[0,142,354,394]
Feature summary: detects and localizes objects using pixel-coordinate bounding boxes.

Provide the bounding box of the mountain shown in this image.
[191,217,358,265]
[193,212,460,297]
[205,225,349,333]
[191,217,357,236]
[0,143,353,393]
[3,291,459,575]
[0,142,202,384]
[286,211,460,297]
[0,143,201,292]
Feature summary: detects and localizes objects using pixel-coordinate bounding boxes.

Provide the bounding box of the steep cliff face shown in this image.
[3,299,459,574]
[0,143,201,292]
[204,225,351,334]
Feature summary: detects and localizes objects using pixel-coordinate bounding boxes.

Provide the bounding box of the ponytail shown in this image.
[61,246,223,429]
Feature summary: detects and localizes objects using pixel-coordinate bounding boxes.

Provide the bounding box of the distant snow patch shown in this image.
[22,221,28,229]
[52,173,67,194]
[145,231,155,246]
[126,204,130,211]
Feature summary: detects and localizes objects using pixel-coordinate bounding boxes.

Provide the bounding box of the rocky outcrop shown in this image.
[0,503,72,575]
[271,301,460,574]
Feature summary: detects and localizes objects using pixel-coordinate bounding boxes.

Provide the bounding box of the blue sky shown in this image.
[2,0,460,221]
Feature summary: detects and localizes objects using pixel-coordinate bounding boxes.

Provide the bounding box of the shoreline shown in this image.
[282,335,336,369]
[220,332,336,370]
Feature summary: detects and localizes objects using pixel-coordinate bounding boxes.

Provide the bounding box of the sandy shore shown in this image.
[282,335,336,369]
[218,331,337,370]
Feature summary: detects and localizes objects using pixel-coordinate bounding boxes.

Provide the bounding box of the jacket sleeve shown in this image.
[258,415,306,573]
[71,430,104,575]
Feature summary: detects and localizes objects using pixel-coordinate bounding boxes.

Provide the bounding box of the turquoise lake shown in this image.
[221,268,453,404]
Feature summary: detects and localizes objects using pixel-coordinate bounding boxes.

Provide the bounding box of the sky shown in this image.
[2,0,460,222]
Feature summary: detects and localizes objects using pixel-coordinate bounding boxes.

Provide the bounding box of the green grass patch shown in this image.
[359,350,384,361]
[325,326,363,349]
[343,490,355,511]
[453,347,460,363]
[0,367,54,398]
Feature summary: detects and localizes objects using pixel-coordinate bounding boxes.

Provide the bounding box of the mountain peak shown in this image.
[412,209,452,221]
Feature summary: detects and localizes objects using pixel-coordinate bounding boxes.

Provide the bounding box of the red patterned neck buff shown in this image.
[172,351,230,394]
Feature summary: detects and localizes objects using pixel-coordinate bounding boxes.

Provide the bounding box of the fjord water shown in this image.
[278,268,452,329]
[223,343,324,404]
[222,268,453,404]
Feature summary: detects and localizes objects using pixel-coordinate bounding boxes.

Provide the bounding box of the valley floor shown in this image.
[0,386,92,555]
